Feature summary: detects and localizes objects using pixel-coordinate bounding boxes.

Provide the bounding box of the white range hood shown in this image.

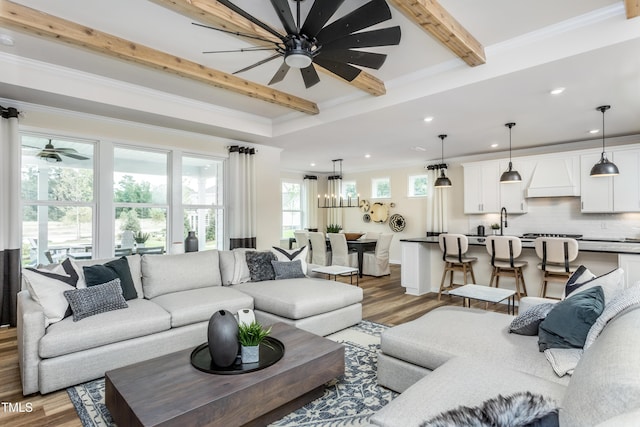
[525,156,580,198]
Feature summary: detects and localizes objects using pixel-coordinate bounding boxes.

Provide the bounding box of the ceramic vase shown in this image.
[207,310,238,367]
[241,345,260,364]
[185,231,198,252]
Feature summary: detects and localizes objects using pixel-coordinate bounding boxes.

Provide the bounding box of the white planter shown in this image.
[241,345,259,364]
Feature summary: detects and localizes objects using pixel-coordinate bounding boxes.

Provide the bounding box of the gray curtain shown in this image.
[1,106,21,327]
[228,146,256,249]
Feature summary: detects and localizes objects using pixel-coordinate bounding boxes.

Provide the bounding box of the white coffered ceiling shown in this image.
[0,0,638,173]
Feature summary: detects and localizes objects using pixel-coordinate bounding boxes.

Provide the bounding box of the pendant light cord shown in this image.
[601,107,606,155]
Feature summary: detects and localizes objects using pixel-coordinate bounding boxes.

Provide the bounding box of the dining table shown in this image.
[291,236,377,278]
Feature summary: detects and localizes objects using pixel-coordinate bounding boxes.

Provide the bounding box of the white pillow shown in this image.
[568,268,625,305]
[22,259,82,326]
[271,246,309,275]
[232,248,254,284]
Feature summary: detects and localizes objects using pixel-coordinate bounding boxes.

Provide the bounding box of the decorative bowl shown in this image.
[344,232,364,241]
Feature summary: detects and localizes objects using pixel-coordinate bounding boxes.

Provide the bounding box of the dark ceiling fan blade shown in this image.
[36,152,62,162]
[301,0,346,38]
[322,26,401,51]
[233,53,283,75]
[318,49,387,69]
[51,147,79,153]
[270,0,297,35]
[300,64,321,88]
[316,0,392,44]
[312,57,361,82]
[269,61,291,85]
[60,152,90,160]
[216,0,286,41]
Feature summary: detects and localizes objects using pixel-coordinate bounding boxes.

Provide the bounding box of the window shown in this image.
[372,177,391,199]
[282,181,302,238]
[408,175,429,197]
[341,180,358,200]
[21,135,95,266]
[114,147,168,254]
[182,155,224,250]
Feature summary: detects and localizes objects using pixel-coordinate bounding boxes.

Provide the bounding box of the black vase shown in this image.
[207,310,239,367]
[185,231,198,253]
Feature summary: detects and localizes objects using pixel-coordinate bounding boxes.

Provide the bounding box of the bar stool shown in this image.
[485,235,528,299]
[438,233,477,300]
[534,237,579,299]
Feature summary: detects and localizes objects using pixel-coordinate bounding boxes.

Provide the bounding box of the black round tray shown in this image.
[190,337,285,375]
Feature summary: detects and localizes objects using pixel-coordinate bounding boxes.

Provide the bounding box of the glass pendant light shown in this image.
[500,122,522,183]
[434,134,452,188]
[590,105,619,177]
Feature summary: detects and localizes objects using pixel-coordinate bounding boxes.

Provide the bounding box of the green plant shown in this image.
[134,231,150,244]
[491,223,500,230]
[326,224,343,233]
[237,321,271,347]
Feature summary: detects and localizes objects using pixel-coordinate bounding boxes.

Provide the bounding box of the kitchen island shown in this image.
[400,236,640,298]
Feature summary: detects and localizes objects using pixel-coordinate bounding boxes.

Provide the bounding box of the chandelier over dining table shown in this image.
[318,159,360,208]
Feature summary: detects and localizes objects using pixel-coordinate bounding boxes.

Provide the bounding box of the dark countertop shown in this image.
[400,236,640,255]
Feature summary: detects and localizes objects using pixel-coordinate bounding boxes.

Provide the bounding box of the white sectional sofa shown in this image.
[372,284,640,426]
[17,249,363,395]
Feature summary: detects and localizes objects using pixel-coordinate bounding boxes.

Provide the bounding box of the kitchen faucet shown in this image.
[500,207,508,236]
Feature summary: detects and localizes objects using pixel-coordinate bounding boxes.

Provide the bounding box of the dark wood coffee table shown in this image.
[105,322,345,427]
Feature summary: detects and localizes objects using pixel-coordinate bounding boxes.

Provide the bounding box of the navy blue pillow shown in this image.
[83,257,138,300]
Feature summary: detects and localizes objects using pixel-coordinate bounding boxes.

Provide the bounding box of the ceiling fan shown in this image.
[24,140,90,162]
[196,0,401,88]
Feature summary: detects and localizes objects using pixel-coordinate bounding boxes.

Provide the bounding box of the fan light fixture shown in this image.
[434,134,452,188]
[318,159,360,208]
[500,123,522,183]
[590,105,619,177]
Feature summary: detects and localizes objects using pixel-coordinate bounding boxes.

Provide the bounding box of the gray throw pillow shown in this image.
[538,286,605,351]
[245,251,276,282]
[509,303,556,335]
[83,257,138,300]
[271,259,305,280]
[63,279,128,321]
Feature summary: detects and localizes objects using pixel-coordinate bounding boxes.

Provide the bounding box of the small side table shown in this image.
[311,265,359,286]
[447,284,516,315]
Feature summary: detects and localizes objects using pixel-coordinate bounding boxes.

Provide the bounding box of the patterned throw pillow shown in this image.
[245,251,276,282]
[509,303,556,335]
[271,246,308,275]
[63,279,128,321]
[271,260,306,280]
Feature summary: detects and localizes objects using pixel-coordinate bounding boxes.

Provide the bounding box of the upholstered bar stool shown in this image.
[438,233,477,300]
[534,237,579,298]
[485,236,528,299]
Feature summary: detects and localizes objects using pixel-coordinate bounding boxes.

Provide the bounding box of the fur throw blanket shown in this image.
[421,392,558,427]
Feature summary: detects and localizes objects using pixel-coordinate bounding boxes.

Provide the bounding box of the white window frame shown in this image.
[372,177,391,199]
[408,174,429,197]
[281,179,303,239]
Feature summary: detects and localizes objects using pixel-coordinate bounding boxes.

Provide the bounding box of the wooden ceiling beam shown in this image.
[0,0,319,115]
[626,0,640,19]
[388,0,486,67]
[151,0,387,96]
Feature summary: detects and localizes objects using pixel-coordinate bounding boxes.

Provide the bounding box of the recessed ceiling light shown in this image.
[310,162,316,167]
[490,143,499,148]
[550,87,565,95]
[589,129,599,134]
[365,154,371,158]
[0,34,14,46]
[423,116,434,123]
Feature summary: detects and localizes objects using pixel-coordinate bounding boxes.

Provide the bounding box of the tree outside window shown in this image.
[282,181,302,238]
[372,177,391,199]
[408,175,429,197]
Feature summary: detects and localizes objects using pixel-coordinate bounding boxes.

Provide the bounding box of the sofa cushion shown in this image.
[150,286,254,328]
[567,267,624,304]
[271,246,308,275]
[142,250,222,298]
[271,260,305,280]
[370,356,567,427]
[560,305,640,426]
[74,255,143,298]
[39,298,171,358]
[245,251,276,281]
[232,278,363,320]
[509,303,555,336]
[538,286,605,351]
[219,250,236,285]
[64,279,128,321]
[83,257,138,300]
[380,307,568,385]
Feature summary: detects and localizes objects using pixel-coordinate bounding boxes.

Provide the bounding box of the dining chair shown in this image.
[534,237,580,298]
[362,233,393,276]
[363,231,380,240]
[437,233,477,300]
[294,230,312,263]
[485,235,528,299]
[308,231,331,266]
[327,233,357,267]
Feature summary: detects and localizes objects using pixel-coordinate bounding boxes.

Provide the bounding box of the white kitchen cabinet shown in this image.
[499,159,531,213]
[463,161,500,214]
[580,152,614,212]
[618,254,640,287]
[401,241,432,295]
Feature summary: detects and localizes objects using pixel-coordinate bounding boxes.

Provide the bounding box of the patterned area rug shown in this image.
[67,321,396,427]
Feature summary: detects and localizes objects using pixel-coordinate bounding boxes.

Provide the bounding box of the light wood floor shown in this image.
[0,265,510,426]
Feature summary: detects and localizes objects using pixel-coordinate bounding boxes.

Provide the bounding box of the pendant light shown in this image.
[590,105,619,177]
[500,122,522,183]
[434,134,452,188]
